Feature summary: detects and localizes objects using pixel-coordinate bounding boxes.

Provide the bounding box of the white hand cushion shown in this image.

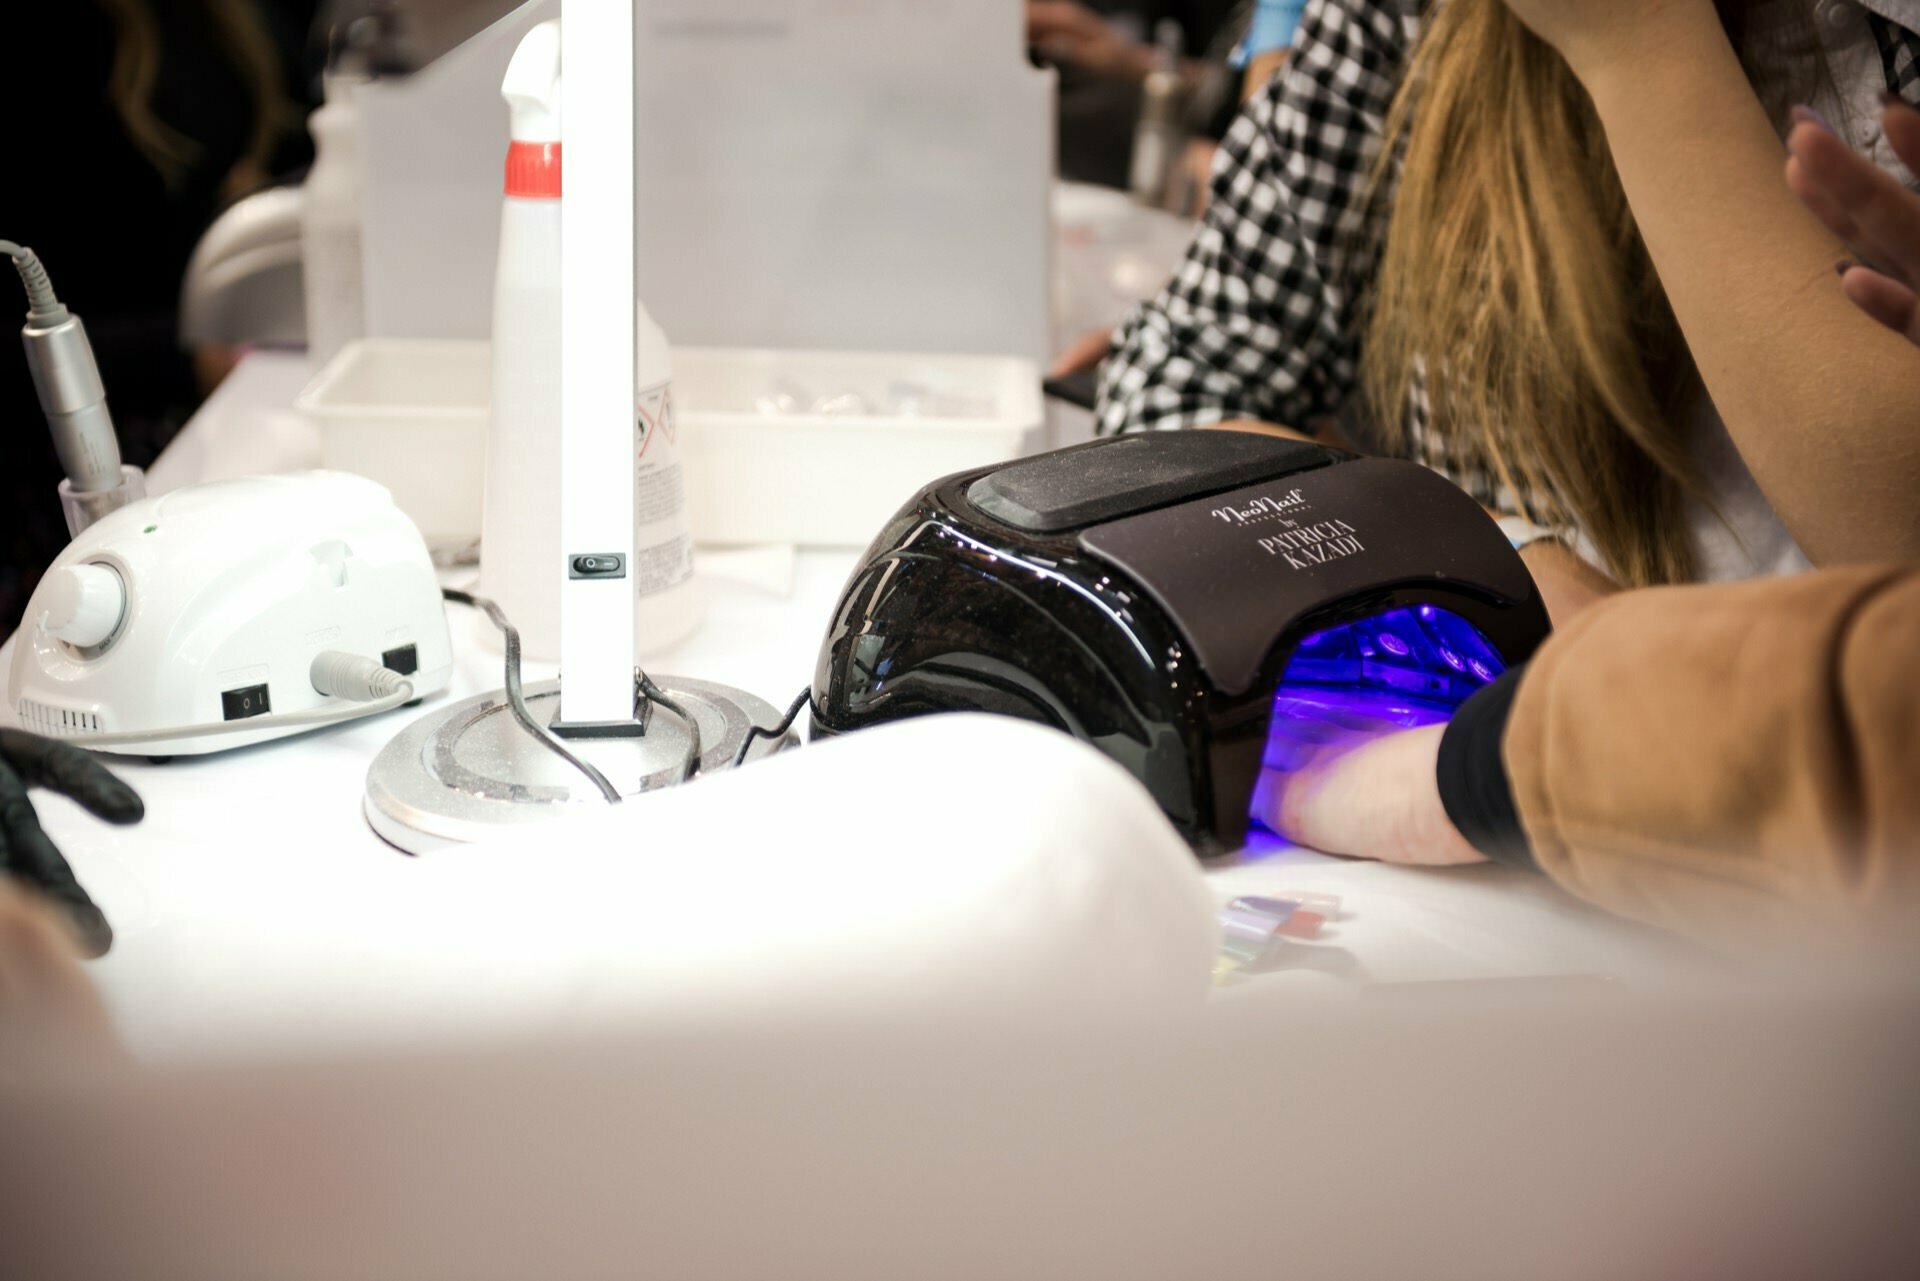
[129,714,1218,1059]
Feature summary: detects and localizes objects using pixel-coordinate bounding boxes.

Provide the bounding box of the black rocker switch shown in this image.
[569,553,628,580]
[221,684,272,721]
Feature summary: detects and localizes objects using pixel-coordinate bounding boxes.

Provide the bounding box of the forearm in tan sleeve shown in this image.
[1502,567,1920,935]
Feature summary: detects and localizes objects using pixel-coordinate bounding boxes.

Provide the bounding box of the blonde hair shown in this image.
[1363,0,1712,586]
[93,0,297,193]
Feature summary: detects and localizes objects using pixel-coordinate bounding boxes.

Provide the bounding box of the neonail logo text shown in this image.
[1210,490,1308,526]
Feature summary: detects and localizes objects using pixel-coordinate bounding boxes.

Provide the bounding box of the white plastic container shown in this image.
[295,339,488,554]
[673,348,1043,546]
[298,340,1041,550]
[302,74,367,370]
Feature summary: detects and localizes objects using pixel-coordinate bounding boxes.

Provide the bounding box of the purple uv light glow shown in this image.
[1258,606,1509,796]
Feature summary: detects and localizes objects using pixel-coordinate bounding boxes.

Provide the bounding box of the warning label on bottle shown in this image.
[632,534,694,596]
[636,461,686,526]
[635,380,694,594]
[637,382,678,462]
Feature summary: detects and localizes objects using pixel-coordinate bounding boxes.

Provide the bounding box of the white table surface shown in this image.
[2,353,1695,1061]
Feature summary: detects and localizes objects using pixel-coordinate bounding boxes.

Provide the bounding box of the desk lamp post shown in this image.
[343,0,794,852]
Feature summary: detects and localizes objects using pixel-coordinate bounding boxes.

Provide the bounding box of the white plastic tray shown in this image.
[295,339,490,550]
[674,347,1042,546]
[297,339,1042,549]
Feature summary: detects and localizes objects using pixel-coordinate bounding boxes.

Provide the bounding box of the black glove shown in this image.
[0,729,143,958]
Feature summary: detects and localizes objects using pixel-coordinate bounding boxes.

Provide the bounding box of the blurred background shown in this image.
[4,2,326,628]
[1033,1,1249,194]
[1,0,1276,630]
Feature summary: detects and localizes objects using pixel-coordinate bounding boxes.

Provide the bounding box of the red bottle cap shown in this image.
[505,141,562,199]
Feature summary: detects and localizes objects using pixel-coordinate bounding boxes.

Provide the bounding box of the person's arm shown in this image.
[1028,1,1211,87]
[1097,0,1415,438]
[1239,0,1307,100]
[1028,2,1160,82]
[1260,567,1920,937]
[1499,565,1920,934]
[1498,0,1920,565]
[1515,539,1619,626]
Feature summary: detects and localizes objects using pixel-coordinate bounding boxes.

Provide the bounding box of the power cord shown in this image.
[441,587,623,804]
[0,241,63,321]
[733,688,811,769]
[66,651,415,748]
[637,674,703,784]
[442,589,809,797]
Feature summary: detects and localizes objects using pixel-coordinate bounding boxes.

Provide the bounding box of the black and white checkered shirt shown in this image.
[1869,9,1920,98]
[1098,0,1920,518]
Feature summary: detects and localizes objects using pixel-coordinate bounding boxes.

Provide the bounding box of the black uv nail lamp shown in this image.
[812,431,1552,855]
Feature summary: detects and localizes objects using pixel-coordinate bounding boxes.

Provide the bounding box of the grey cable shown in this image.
[0,241,69,324]
[442,588,623,804]
[68,676,417,748]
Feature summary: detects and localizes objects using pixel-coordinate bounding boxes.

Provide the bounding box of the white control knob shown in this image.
[42,564,126,649]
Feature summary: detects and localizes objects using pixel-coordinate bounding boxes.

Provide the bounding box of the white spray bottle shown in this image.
[481,20,701,661]
[479,19,566,658]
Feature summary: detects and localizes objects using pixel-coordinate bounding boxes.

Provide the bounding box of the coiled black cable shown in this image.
[442,587,623,804]
[637,674,703,784]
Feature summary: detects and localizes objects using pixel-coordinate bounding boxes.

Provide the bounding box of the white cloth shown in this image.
[82,714,1220,1063]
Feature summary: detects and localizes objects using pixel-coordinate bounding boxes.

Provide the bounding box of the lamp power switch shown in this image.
[569,554,627,580]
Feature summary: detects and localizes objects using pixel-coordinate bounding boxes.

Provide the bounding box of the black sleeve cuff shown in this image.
[1436,666,1537,871]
